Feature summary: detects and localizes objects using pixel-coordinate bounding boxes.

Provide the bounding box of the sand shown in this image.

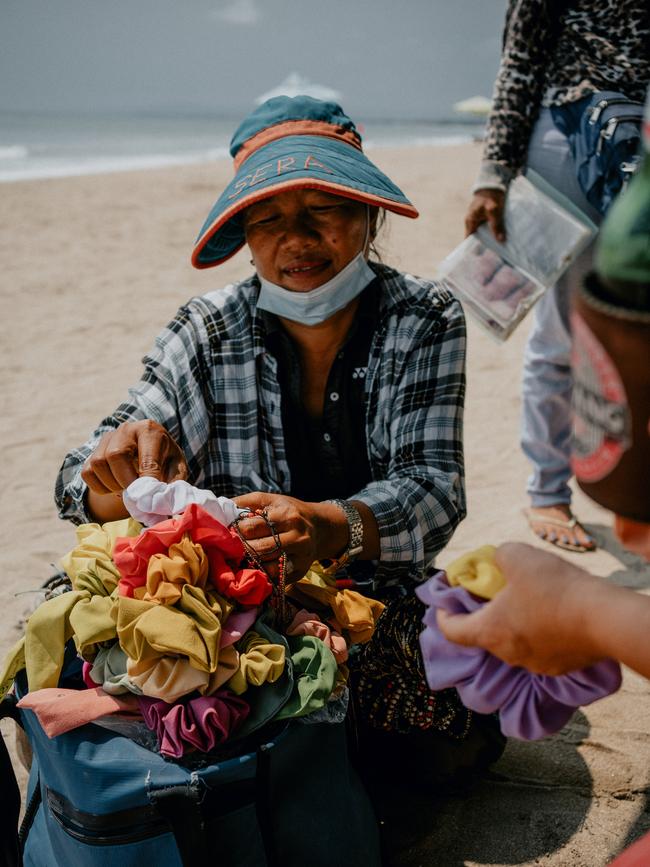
[2,142,650,866]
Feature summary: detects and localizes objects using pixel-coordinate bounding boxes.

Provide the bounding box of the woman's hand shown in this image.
[82,420,188,522]
[464,188,506,242]
[232,493,349,583]
[436,542,606,675]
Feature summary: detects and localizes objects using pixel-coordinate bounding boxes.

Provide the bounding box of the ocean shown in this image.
[0,112,485,183]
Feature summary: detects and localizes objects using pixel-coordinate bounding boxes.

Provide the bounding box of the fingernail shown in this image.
[548,532,557,542]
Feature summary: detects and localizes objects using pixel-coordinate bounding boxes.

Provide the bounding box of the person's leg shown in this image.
[522,109,601,551]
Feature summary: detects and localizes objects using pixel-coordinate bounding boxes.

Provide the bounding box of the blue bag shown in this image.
[1,655,381,867]
[551,90,644,215]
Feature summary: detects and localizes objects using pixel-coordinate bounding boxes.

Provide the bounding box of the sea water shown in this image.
[0,111,484,183]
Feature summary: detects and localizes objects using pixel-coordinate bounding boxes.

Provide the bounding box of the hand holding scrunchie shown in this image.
[416,545,622,740]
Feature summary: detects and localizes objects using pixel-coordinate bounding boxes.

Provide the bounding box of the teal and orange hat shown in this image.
[191,95,419,268]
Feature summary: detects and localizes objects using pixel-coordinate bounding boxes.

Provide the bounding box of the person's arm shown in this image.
[437,542,650,679]
[55,300,212,525]
[82,420,188,523]
[465,0,556,239]
[350,285,467,585]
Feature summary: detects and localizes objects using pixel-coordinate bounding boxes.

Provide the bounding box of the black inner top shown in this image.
[264,284,378,503]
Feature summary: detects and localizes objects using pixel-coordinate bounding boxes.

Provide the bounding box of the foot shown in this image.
[525,504,596,553]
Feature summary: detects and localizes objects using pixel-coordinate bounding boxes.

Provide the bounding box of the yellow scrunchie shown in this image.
[288,564,384,645]
[134,534,209,604]
[113,585,232,673]
[227,631,285,695]
[61,518,142,596]
[445,545,505,600]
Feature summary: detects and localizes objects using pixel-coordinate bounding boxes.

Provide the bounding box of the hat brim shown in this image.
[192,135,419,268]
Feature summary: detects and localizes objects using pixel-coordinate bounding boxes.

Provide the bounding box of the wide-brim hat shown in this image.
[192,95,419,268]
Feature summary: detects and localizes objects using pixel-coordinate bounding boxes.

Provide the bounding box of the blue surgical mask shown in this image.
[256,251,376,325]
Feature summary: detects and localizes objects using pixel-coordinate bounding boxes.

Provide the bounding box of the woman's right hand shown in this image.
[82,420,188,498]
[464,188,506,242]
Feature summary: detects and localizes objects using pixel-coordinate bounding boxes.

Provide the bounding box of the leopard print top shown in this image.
[477,0,650,190]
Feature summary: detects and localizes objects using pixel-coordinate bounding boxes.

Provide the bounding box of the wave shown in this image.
[0,147,231,183]
[0,145,29,160]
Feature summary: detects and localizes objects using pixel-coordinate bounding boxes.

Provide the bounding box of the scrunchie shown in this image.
[227,632,285,695]
[287,609,348,663]
[127,645,239,703]
[138,691,250,758]
[123,477,243,528]
[135,535,209,604]
[416,571,622,740]
[113,504,271,606]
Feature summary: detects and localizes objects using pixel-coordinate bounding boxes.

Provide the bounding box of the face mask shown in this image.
[256,252,375,325]
[255,205,375,326]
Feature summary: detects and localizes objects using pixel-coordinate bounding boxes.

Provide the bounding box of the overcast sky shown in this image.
[1,0,507,119]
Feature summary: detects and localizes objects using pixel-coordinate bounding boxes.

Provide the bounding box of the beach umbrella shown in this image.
[453,95,492,117]
[255,72,342,105]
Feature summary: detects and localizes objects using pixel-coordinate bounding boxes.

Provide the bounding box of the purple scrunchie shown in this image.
[139,690,250,758]
[416,572,622,740]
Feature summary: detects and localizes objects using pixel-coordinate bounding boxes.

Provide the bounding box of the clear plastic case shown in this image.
[438,172,597,340]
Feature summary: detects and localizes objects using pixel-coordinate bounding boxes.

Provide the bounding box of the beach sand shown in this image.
[2,142,650,865]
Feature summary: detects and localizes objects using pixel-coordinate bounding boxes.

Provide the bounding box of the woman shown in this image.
[56,95,503,784]
[464,0,649,552]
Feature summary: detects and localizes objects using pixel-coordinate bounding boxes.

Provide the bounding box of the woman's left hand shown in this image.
[232,492,348,583]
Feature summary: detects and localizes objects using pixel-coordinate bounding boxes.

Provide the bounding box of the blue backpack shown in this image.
[551,90,644,216]
[0,652,380,867]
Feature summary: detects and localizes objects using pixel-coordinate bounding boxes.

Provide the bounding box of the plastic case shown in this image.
[438,171,597,340]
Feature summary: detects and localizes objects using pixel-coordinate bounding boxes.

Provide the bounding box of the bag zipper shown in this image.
[596,114,644,155]
[589,97,643,125]
[47,787,170,847]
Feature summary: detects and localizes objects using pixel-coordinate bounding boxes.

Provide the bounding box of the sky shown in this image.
[1,0,507,120]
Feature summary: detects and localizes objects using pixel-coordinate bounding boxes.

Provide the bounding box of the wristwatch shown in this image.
[324,498,364,571]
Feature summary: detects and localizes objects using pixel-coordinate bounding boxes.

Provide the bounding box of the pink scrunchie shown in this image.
[138,691,250,758]
[287,610,348,664]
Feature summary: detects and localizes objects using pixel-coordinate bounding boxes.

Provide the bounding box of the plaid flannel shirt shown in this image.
[55,262,467,586]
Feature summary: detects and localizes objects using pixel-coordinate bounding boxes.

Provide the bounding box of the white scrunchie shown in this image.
[123,477,244,528]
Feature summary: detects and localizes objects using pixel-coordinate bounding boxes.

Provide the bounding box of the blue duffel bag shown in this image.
[0,656,380,867]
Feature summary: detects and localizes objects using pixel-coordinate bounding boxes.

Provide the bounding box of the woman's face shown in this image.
[243,189,369,292]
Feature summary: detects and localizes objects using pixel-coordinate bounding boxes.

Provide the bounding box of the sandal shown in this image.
[524,508,597,553]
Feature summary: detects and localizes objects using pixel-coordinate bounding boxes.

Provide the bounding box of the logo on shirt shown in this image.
[352,367,367,380]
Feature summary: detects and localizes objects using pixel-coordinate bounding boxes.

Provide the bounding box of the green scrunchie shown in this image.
[276,634,338,720]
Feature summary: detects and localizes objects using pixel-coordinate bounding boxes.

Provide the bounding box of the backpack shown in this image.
[551,90,644,215]
[0,651,381,867]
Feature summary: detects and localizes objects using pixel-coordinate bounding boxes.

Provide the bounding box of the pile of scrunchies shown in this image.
[0,478,384,758]
[416,545,623,740]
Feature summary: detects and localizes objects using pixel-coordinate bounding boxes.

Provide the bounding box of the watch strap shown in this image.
[324,499,363,571]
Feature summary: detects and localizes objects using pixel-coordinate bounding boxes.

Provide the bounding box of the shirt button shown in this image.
[323,432,332,443]
[329,391,339,402]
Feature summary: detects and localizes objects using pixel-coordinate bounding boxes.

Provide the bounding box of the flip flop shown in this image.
[524,509,597,553]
